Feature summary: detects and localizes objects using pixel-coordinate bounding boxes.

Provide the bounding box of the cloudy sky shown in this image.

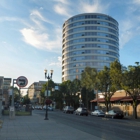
[0,0,140,92]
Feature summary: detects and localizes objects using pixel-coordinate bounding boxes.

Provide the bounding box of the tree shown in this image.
[97,66,112,112]
[121,62,140,119]
[110,59,123,91]
[81,67,97,108]
[9,86,20,104]
[59,80,72,106]
[96,60,123,112]
[22,94,30,104]
[40,80,55,105]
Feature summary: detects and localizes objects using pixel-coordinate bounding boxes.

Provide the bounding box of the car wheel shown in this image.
[86,114,88,116]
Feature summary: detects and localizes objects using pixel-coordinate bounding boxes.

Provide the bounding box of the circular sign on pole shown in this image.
[16,76,28,88]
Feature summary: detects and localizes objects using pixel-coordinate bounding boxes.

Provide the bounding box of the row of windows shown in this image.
[64,68,84,75]
[64,32,118,41]
[63,44,119,52]
[64,38,119,46]
[63,50,119,58]
[63,62,110,70]
[65,14,118,26]
[64,56,116,63]
[64,20,118,32]
[65,26,118,36]
[62,75,82,82]
[62,68,105,75]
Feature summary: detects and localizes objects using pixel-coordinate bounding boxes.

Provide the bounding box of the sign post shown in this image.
[10,76,28,119]
[16,76,28,88]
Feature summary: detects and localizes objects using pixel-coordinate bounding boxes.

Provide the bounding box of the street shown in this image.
[34,109,140,140]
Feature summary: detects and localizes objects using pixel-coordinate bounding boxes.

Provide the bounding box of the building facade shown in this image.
[0,76,11,109]
[90,90,140,118]
[62,13,119,81]
[27,81,46,105]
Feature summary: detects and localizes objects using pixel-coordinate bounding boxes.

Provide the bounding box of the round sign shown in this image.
[16,76,28,87]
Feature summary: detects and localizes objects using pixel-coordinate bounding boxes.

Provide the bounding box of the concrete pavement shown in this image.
[0,112,105,140]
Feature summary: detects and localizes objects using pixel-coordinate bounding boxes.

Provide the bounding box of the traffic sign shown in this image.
[16,76,28,87]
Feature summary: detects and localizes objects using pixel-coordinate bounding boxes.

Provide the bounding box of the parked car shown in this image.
[91,110,105,117]
[48,106,53,111]
[62,107,65,111]
[37,106,42,110]
[105,110,124,119]
[43,105,53,111]
[63,106,74,114]
[75,107,88,116]
[34,106,40,110]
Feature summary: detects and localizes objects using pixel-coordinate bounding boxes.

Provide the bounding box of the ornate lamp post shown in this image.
[79,94,82,107]
[76,87,82,107]
[79,87,82,107]
[44,69,53,120]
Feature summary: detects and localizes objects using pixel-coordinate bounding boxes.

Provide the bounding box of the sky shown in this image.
[0,0,140,94]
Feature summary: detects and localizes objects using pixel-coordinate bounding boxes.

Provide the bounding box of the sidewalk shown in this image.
[0,113,105,140]
[124,115,140,122]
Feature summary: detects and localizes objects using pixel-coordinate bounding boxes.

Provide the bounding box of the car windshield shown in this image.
[69,107,73,109]
[98,110,104,113]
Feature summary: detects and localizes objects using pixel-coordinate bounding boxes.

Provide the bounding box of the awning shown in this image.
[90,96,140,103]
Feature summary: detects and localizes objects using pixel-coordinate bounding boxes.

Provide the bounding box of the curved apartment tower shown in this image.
[62,13,119,82]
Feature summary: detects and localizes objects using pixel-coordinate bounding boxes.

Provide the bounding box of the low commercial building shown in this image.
[90,90,140,118]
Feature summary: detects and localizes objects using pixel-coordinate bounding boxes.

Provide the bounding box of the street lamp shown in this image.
[44,69,53,120]
[76,87,82,107]
[79,94,82,107]
[63,93,66,107]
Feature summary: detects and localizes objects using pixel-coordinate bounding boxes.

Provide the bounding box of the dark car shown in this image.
[63,106,74,114]
[105,110,124,119]
[75,107,88,116]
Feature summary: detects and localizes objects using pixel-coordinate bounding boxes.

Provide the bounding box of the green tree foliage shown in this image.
[110,59,122,91]
[97,60,123,112]
[9,86,20,104]
[59,80,73,107]
[81,67,97,108]
[40,80,55,104]
[58,79,82,109]
[97,66,112,112]
[22,94,30,104]
[121,62,140,119]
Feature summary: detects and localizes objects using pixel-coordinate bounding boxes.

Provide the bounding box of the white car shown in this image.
[91,110,105,117]
[43,105,53,111]
[35,106,42,110]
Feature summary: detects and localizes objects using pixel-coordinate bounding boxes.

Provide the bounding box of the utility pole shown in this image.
[9,79,16,119]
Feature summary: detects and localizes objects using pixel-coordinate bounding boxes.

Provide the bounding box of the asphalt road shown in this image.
[34,109,140,140]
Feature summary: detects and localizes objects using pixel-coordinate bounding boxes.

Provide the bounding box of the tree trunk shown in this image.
[86,90,88,109]
[133,105,137,119]
[106,101,109,112]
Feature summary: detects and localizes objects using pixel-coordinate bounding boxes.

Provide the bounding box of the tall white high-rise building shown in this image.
[62,13,119,82]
